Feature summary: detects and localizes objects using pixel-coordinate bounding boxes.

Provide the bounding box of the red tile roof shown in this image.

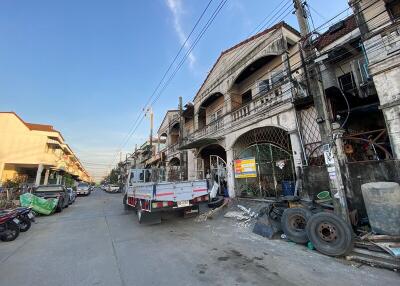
[315,15,357,50]
[0,111,64,140]
[25,123,54,132]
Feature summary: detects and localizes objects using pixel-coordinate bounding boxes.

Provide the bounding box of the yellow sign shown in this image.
[234,157,257,178]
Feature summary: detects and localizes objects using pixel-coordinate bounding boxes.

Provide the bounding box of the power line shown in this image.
[112,0,230,167]
[117,0,216,153]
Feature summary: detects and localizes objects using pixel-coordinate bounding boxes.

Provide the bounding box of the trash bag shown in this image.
[19,193,58,215]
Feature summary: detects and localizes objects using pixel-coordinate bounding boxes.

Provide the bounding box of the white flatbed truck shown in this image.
[123,169,209,224]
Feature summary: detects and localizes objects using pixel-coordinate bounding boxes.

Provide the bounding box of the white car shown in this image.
[76,183,91,195]
[107,185,120,193]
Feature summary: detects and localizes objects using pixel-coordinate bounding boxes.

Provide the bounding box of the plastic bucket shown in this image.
[282,181,295,196]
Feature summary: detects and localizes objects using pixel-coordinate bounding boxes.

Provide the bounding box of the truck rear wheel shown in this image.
[123,194,129,210]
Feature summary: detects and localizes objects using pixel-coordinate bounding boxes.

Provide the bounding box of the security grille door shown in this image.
[232,126,295,198]
[196,158,205,179]
[210,155,227,195]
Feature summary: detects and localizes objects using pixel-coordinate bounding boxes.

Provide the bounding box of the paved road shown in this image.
[0,189,398,286]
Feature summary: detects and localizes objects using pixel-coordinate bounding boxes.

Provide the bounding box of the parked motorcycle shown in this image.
[0,211,20,242]
[13,207,34,232]
[1,207,34,233]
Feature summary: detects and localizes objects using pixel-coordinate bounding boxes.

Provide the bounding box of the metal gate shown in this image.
[232,126,295,198]
[235,143,295,198]
[210,155,227,194]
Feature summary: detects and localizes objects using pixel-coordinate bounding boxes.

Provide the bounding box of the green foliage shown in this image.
[103,168,119,184]
[2,178,23,189]
[64,174,75,188]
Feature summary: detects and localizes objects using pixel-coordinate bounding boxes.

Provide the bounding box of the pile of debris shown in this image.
[241,181,400,271]
[346,234,400,271]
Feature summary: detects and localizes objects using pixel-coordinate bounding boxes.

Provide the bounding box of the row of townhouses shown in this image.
[0,112,92,186]
[124,0,400,217]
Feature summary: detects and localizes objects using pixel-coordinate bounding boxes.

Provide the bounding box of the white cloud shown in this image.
[166,0,196,68]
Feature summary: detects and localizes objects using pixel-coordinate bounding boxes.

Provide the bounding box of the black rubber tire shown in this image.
[281,208,312,244]
[306,212,354,257]
[123,194,130,210]
[18,216,31,232]
[56,200,63,213]
[1,221,20,242]
[207,197,224,208]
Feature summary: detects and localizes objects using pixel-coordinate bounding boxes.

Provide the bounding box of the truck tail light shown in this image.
[193,195,208,203]
[151,201,174,208]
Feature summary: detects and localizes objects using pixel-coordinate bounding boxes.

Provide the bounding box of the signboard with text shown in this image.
[234,157,257,178]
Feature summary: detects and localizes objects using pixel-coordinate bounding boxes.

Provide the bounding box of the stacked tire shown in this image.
[280,208,353,257]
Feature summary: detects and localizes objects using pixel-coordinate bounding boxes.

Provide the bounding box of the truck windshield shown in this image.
[129,170,144,185]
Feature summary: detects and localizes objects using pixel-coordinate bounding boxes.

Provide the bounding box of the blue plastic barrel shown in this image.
[282,181,295,196]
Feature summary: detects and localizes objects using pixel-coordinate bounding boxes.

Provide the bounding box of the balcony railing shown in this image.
[183,81,291,143]
[366,23,400,64]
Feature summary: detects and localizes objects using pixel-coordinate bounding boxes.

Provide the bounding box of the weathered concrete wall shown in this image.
[303,160,400,218]
[342,160,400,217]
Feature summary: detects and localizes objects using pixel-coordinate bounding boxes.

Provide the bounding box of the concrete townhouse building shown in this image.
[350,0,400,159]
[0,112,91,186]
[293,13,397,215]
[178,22,303,198]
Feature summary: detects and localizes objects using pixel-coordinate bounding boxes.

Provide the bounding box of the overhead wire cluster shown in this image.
[105,0,386,176]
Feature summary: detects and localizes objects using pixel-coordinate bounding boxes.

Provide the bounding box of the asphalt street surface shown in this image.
[0,189,398,286]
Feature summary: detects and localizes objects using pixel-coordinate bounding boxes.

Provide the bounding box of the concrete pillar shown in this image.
[35,164,44,186]
[226,148,236,198]
[43,169,50,185]
[0,162,5,186]
[56,173,61,185]
[289,131,304,170]
[187,150,196,180]
[382,104,400,159]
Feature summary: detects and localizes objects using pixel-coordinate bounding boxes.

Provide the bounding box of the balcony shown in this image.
[366,23,400,65]
[180,81,292,148]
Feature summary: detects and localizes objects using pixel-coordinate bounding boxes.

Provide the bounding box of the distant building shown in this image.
[0,112,91,186]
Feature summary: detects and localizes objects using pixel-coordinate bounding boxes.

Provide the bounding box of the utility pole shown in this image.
[178,97,185,180]
[293,0,350,222]
[147,107,154,159]
[134,144,137,168]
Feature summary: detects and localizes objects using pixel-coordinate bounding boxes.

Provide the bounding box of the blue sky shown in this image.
[0,0,350,180]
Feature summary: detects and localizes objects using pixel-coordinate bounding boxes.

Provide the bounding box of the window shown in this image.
[271,69,285,86]
[338,72,356,92]
[258,79,270,93]
[241,90,252,104]
[210,109,223,122]
[216,109,223,119]
[387,0,400,20]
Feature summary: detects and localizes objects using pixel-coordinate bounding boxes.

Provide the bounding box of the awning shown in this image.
[179,138,222,150]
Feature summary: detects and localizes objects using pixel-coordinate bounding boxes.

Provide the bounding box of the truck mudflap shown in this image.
[137,211,161,225]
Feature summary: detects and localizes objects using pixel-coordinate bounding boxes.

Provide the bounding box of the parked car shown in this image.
[66,188,77,204]
[32,184,69,213]
[107,185,120,193]
[76,183,91,196]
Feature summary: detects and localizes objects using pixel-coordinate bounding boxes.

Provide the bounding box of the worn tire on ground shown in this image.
[306,212,354,257]
[281,208,312,244]
[207,197,224,208]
